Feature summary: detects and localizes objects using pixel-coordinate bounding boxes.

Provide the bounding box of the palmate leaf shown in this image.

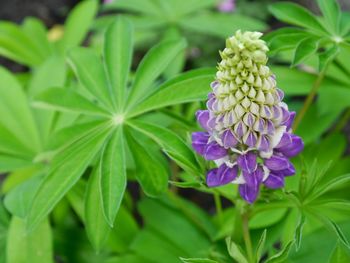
[256,229,267,261]
[67,47,115,111]
[27,123,111,230]
[329,242,350,263]
[292,37,319,67]
[180,258,218,263]
[225,237,248,263]
[99,126,127,226]
[104,0,162,16]
[128,68,215,117]
[85,165,111,253]
[33,87,110,116]
[127,119,200,175]
[269,2,327,34]
[125,129,168,197]
[126,38,187,109]
[104,16,133,111]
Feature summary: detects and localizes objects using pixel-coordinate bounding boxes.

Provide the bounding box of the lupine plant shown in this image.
[0,0,350,263]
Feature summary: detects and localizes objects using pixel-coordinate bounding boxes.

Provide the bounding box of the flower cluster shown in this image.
[192,31,304,203]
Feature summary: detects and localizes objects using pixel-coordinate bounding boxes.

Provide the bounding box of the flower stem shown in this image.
[293,70,326,131]
[242,212,254,263]
[333,107,350,132]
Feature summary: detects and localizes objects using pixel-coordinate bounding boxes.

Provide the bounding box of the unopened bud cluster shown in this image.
[192,31,304,203]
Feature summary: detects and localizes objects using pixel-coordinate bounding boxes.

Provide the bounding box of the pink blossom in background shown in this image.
[218,0,236,12]
[104,0,114,4]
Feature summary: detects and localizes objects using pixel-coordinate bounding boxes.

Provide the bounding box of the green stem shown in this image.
[293,70,326,131]
[242,212,254,263]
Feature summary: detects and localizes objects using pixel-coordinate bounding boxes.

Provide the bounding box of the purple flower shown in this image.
[191,31,304,203]
[218,0,236,13]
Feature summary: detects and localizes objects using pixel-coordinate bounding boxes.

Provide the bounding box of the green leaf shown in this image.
[180,258,218,263]
[104,16,133,111]
[309,173,350,201]
[127,38,187,109]
[21,17,52,59]
[7,217,53,263]
[269,2,326,34]
[0,67,41,153]
[249,208,287,229]
[256,229,267,261]
[317,0,341,33]
[225,237,248,263]
[265,240,294,263]
[329,220,350,248]
[4,175,42,218]
[126,130,168,197]
[85,165,111,252]
[319,45,339,72]
[104,0,162,16]
[128,119,199,175]
[67,47,114,110]
[27,123,110,230]
[295,214,306,251]
[99,127,126,226]
[179,13,267,38]
[170,0,215,16]
[0,155,32,173]
[292,37,319,66]
[66,179,86,222]
[33,87,110,116]
[61,0,98,50]
[0,22,44,66]
[329,242,350,263]
[128,68,215,117]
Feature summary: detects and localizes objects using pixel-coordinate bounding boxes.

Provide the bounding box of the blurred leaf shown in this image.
[27,124,110,230]
[104,0,162,16]
[85,164,111,252]
[127,38,187,109]
[179,13,266,38]
[99,127,126,226]
[329,242,350,263]
[225,237,248,263]
[0,156,32,174]
[316,0,341,33]
[67,47,114,110]
[292,37,319,66]
[126,130,168,197]
[328,220,350,248]
[66,179,86,221]
[0,22,44,66]
[256,229,267,261]
[180,258,218,263]
[61,0,98,50]
[269,2,326,34]
[294,214,306,251]
[249,208,287,229]
[265,240,294,263]
[0,67,41,153]
[104,17,133,111]
[7,217,53,263]
[4,175,42,218]
[318,45,339,72]
[128,68,215,117]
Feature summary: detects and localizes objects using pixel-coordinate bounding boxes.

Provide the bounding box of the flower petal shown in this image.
[239,183,259,203]
[191,132,209,155]
[207,164,238,187]
[237,151,257,173]
[264,173,285,189]
[264,154,291,171]
[196,110,210,130]
[222,129,238,148]
[204,141,228,160]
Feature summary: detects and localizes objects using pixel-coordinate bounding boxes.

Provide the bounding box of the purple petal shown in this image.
[277,164,296,176]
[196,110,210,130]
[264,173,285,189]
[276,132,293,148]
[210,81,219,89]
[204,141,228,160]
[283,111,296,130]
[264,155,291,171]
[218,0,235,12]
[237,151,257,173]
[276,134,304,158]
[266,120,275,135]
[258,135,270,151]
[191,132,209,155]
[242,166,264,186]
[276,88,284,101]
[281,107,290,123]
[222,129,238,148]
[234,122,245,138]
[244,132,257,148]
[207,164,238,187]
[239,183,259,203]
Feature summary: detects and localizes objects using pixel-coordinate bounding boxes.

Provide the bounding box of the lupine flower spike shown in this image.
[192,31,304,203]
